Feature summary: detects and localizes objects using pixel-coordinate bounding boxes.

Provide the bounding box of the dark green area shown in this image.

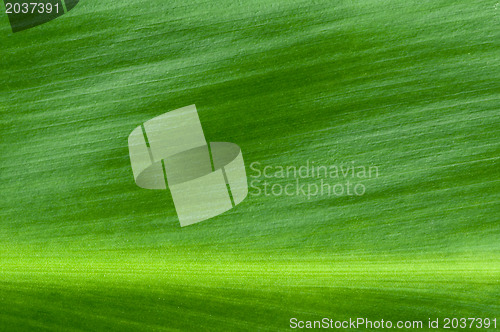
[64,0,78,12]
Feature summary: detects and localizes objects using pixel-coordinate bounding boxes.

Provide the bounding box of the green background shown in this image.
[0,0,499,330]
